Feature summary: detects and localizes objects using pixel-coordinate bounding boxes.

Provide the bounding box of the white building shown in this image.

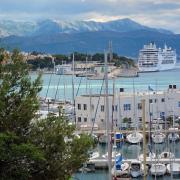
[75,85,180,130]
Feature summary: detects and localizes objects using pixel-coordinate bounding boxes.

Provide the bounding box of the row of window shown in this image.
[77,110,172,123]
[77,117,87,122]
[77,100,180,112]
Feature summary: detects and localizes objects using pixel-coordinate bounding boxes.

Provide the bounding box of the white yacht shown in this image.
[138,43,176,72]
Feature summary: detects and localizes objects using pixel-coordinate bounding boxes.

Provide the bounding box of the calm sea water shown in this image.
[31,69,180,101]
[31,69,180,180]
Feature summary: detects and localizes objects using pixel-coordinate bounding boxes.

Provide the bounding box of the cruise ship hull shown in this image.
[139,63,176,72]
[138,43,176,72]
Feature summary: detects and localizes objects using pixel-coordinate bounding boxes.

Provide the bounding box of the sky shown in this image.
[0,0,180,33]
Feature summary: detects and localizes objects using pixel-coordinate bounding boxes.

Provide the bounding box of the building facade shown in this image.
[75,86,180,130]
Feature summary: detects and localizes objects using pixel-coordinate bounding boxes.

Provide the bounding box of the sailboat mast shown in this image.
[104,51,112,180]
[142,99,147,180]
[72,53,75,125]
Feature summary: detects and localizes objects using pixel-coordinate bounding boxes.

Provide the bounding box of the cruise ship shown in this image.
[138,43,176,72]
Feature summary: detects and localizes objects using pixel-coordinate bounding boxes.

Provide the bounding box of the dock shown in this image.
[89,158,180,169]
[77,129,180,136]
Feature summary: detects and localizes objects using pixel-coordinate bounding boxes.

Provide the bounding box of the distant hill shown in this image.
[0,18,179,57]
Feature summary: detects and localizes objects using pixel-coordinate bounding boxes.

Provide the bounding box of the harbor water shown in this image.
[32,69,180,101]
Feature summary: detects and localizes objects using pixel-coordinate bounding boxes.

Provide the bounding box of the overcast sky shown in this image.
[0,0,180,33]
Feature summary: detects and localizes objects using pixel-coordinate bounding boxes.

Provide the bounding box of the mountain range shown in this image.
[0,18,179,57]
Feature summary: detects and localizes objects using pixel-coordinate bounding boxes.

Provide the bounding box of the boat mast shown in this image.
[142,99,147,180]
[72,53,75,125]
[104,51,112,180]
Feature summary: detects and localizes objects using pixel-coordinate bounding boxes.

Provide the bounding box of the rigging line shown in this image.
[75,76,83,97]
[90,76,105,135]
[54,74,62,103]
[45,71,54,101]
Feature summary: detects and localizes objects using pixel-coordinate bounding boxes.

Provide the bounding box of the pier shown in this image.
[89,158,180,169]
[77,129,180,135]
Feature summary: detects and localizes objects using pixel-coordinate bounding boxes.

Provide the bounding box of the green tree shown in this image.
[0,49,94,180]
[30,114,94,180]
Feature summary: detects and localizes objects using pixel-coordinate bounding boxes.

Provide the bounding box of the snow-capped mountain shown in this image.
[0,18,173,37]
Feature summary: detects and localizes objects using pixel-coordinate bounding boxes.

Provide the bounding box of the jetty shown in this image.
[89,158,180,169]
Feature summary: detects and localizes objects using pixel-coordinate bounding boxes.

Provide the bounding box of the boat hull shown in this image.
[150,163,167,176]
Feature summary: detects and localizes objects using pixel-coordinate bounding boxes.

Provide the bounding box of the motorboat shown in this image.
[126,132,143,144]
[150,163,167,176]
[151,132,166,144]
[167,162,180,175]
[130,160,144,178]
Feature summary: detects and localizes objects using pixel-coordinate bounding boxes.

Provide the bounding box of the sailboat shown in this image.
[111,155,129,178]
[150,163,167,176]
[159,151,175,159]
[167,162,180,175]
[151,118,166,144]
[130,160,144,178]
[168,127,179,142]
[138,152,155,161]
[126,132,143,144]
[151,132,166,144]
[127,81,143,144]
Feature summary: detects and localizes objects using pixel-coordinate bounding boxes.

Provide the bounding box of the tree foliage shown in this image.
[0,49,94,180]
[27,52,135,70]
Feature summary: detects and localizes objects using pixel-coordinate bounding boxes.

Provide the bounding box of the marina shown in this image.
[33,65,180,180]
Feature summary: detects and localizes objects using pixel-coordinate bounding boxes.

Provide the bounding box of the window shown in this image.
[101,119,104,122]
[123,104,131,111]
[138,103,142,110]
[160,112,165,118]
[78,104,81,110]
[139,117,142,122]
[84,117,87,122]
[161,98,165,102]
[149,99,153,103]
[178,101,180,107]
[78,117,81,122]
[91,118,95,122]
[154,99,157,103]
[101,105,104,112]
[112,105,118,111]
[83,104,87,110]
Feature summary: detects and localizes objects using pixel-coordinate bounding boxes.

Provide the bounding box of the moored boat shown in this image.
[126,132,143,144]
[167,162,180,175]
[151,132,166,144]
[150,163,166,176]
[130,160,144,178]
